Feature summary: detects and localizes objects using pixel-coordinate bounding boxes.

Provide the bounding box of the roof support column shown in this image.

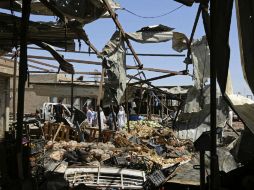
[16,0,31,181]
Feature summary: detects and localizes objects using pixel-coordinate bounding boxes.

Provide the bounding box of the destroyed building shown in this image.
[0,1,254,190]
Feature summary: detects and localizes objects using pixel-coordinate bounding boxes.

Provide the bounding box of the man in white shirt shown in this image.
[86,106,93,126]
[99,107,107,130]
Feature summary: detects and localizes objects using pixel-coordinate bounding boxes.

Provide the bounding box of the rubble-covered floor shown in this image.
[21,119,244,190]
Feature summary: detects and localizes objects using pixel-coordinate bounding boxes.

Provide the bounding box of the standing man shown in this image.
[117,106,126,130]
[99,107,107,130]
[91,108,97,127]
[86,106,93,126]
[108,110,116,130]
[54,100,64,123]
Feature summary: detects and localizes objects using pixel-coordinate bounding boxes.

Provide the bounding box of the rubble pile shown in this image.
[128,120,163,130]
[40,121,192,171]
[117,122,193,167]
[45,141,118,166]
[29,120,195,189]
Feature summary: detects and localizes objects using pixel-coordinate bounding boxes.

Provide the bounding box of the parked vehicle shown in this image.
[40,102,86,125]
[40,102,71,122]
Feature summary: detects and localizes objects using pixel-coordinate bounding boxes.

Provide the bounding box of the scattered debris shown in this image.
[0,1,250,190]
[19,118,199,190]
[64,166,146,189]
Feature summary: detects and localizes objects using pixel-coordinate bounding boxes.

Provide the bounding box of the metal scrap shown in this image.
[102,31,127,106]
[0,0,121,23]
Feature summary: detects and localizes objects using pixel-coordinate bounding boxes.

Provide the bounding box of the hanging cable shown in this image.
[122,5,184,19]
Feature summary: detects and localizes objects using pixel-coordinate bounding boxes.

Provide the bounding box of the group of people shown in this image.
[85,106,126,131]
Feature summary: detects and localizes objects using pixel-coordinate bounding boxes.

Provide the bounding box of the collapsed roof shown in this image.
[0,0,120,23]
[0,0,192,102]
[0,12,77,55]
[126,24,188,53]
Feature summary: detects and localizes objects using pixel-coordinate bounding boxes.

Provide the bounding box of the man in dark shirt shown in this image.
[54,100,63,122]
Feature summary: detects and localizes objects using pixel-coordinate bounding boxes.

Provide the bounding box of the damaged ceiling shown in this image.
[0,12,77,54]
[0,0,121,23]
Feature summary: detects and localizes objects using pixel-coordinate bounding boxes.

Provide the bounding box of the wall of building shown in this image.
[8,73,97,114]
[9,78,49,114]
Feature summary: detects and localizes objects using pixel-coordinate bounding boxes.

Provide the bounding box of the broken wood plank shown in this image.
[52,122,64,143]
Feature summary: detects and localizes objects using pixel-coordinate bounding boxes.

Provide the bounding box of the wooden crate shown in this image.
[43,122,76,141]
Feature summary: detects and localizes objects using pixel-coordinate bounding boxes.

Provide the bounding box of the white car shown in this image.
[40,102,72,122]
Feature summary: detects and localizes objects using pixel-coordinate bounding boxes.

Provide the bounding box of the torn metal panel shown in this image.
[126,25,174,43]
[102,31,126,106]
[35,42,74,74]
[217,147,238,173]
[191,36,210,89]
[0,13,76,52]
[167,156,200,186]
[212,0,254,165]
[225,72,233,95]
[231,127,254,164]
[224,74,254,134]
[226,94,254,135]
[102,0,143,68]
[0,0,120,23]
[28,1,53,15]
[176,86,228,142]
[39,0,106,24]
[0,0,53,15]
[236,0,254,95]
[183,85,210,113]
[172,32,189,53]
[174,0,195,7]
[167,151,237,186]
[212,0,233,94]
[126,24,188,53]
